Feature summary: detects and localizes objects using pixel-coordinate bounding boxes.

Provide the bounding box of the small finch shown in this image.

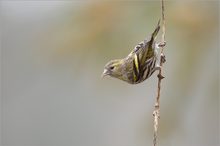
[102,20,165,84]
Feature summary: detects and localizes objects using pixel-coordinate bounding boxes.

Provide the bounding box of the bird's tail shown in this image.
[151,19,160,40]
[143,20,160,46]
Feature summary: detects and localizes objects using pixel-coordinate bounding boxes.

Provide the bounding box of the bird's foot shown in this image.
[158,41,166,47]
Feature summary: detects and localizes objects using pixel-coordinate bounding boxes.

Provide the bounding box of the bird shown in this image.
[102,20,165,84]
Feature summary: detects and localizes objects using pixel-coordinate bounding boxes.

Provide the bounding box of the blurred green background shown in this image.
[1,1,219,146]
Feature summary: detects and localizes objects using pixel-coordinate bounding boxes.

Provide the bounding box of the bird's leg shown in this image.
[160,53,166,64]
[154,42,166,70]
[154,52,161,70]
[154,53,165,79]
[155,42,166,64]
[155,54,166,70]
[153,42,166,79]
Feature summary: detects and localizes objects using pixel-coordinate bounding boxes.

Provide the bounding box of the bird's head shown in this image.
[102,59,124,79]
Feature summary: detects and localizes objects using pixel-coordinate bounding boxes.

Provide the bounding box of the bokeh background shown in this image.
[1,1,219,146]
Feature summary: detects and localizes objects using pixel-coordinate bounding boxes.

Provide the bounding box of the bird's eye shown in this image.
[110,66,115,70]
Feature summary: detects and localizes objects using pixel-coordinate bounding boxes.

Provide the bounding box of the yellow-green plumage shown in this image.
[102,21,161,84]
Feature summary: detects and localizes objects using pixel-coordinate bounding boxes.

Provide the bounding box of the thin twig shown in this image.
[153,0,166,146]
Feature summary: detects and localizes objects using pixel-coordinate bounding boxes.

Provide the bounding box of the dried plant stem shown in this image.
[153,0,166,146]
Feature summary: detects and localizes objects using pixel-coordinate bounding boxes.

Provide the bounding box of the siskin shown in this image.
[102,20,165,84]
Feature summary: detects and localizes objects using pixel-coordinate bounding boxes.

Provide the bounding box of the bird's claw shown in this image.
[158,41,166,47]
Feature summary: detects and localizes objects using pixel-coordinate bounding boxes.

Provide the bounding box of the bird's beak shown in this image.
[101,69,109,78]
